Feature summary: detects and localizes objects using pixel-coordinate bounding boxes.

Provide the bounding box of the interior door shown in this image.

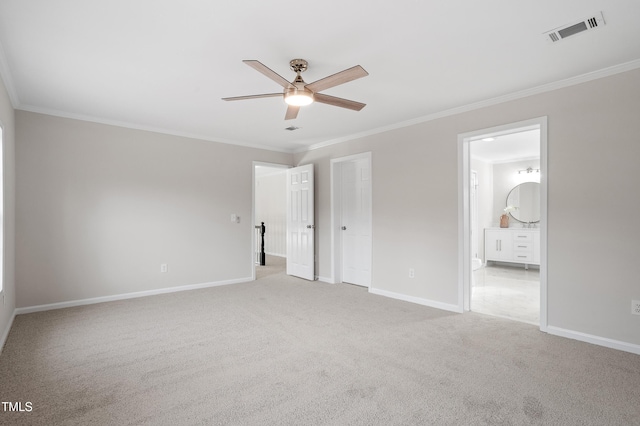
[286,164,314,280]
[341,158,372,287]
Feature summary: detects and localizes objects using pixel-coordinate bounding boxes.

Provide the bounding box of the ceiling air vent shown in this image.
[285,126,300,131]
[544,12,605,43]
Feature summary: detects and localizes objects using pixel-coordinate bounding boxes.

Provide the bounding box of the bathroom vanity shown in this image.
[485,228,540,268]
[484,179,541,269]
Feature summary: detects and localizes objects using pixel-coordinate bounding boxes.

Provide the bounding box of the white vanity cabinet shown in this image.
[485,228,540,268]
[485,229,513,261]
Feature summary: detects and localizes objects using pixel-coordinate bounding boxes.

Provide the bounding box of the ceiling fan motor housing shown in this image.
[285,60,313,106]
[289,59,308,73]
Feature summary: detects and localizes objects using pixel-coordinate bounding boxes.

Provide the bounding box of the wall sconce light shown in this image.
[518,167,540,174]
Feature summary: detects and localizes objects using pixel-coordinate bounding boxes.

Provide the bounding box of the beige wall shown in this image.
[0,74,16,348]
[10,67,640,350]
[295,68,640,347]
[15,112,292,307]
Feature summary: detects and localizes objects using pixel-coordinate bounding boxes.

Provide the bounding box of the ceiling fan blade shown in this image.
[243,60,294,89]
[314,93,366,111]
[284,105,300,120]
[222,93,282,101]
[305,65,368,93]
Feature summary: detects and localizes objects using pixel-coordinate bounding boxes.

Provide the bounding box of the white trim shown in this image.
[0,309,15,355]
[369,288,462,314]
[264,252,286,257]
[299,59,640,154]
[458,117,548,331]
[539,119,548,332]
[18,104,293,154]
[458,137,470,311]
[14,277,251,315]
[4,54,636,156]
[316,275,335,284]
[330,152,372,287]
[547,326,640,356]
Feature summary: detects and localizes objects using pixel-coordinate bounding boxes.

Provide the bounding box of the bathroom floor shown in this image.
[472,264,540,325]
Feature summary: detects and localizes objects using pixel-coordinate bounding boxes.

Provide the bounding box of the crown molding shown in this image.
[298,58,640,154]
[5,54,640,155]
[17,104,293,154]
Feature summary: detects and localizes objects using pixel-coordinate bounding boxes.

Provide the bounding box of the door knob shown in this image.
[341,226,347,230]
[306,225,315,229]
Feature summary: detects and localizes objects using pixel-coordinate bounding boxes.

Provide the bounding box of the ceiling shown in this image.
[0,1,639,153]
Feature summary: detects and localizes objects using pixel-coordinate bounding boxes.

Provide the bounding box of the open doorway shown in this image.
[458,117,548,330]
[471,132,541,324]
[252,162,289,280]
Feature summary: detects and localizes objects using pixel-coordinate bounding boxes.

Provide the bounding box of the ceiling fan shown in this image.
[222,59,368,120]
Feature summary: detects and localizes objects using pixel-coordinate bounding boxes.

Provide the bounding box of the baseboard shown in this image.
[547,326,640,355]
[368,287,463,313]
[0,309,16,355]
[15,277,252,315]
[265,252,285,258]
[316,276,335,284]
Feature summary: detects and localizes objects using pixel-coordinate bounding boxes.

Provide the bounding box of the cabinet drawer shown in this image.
[513,252,534,262]
[513,242,533,252]
[513,233,533,242]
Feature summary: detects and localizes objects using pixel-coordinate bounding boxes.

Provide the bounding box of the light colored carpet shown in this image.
[1,267,639,425]
[255,254,286,280]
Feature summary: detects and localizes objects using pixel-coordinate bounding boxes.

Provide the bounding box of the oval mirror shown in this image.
[506,182,540,223]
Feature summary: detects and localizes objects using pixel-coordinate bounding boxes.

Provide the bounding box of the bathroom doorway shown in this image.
[458,117,548,330]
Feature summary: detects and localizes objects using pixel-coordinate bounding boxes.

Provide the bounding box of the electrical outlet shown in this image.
[632,300,640,315]
[160,263,168,273]
[409,268,415,278]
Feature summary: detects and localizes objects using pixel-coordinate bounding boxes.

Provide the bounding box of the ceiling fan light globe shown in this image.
[284,90,314,106]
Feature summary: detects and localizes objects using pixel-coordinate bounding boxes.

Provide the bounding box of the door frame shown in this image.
[330,152,372,286]
[457,117,548,331]
[470,169,478,260]
[251,161,290,281]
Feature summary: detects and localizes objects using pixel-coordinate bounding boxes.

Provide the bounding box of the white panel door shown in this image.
[341,158,372,287]
[286,164,314,280]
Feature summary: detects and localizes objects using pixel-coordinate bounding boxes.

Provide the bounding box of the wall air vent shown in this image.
[543,12,605,43]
